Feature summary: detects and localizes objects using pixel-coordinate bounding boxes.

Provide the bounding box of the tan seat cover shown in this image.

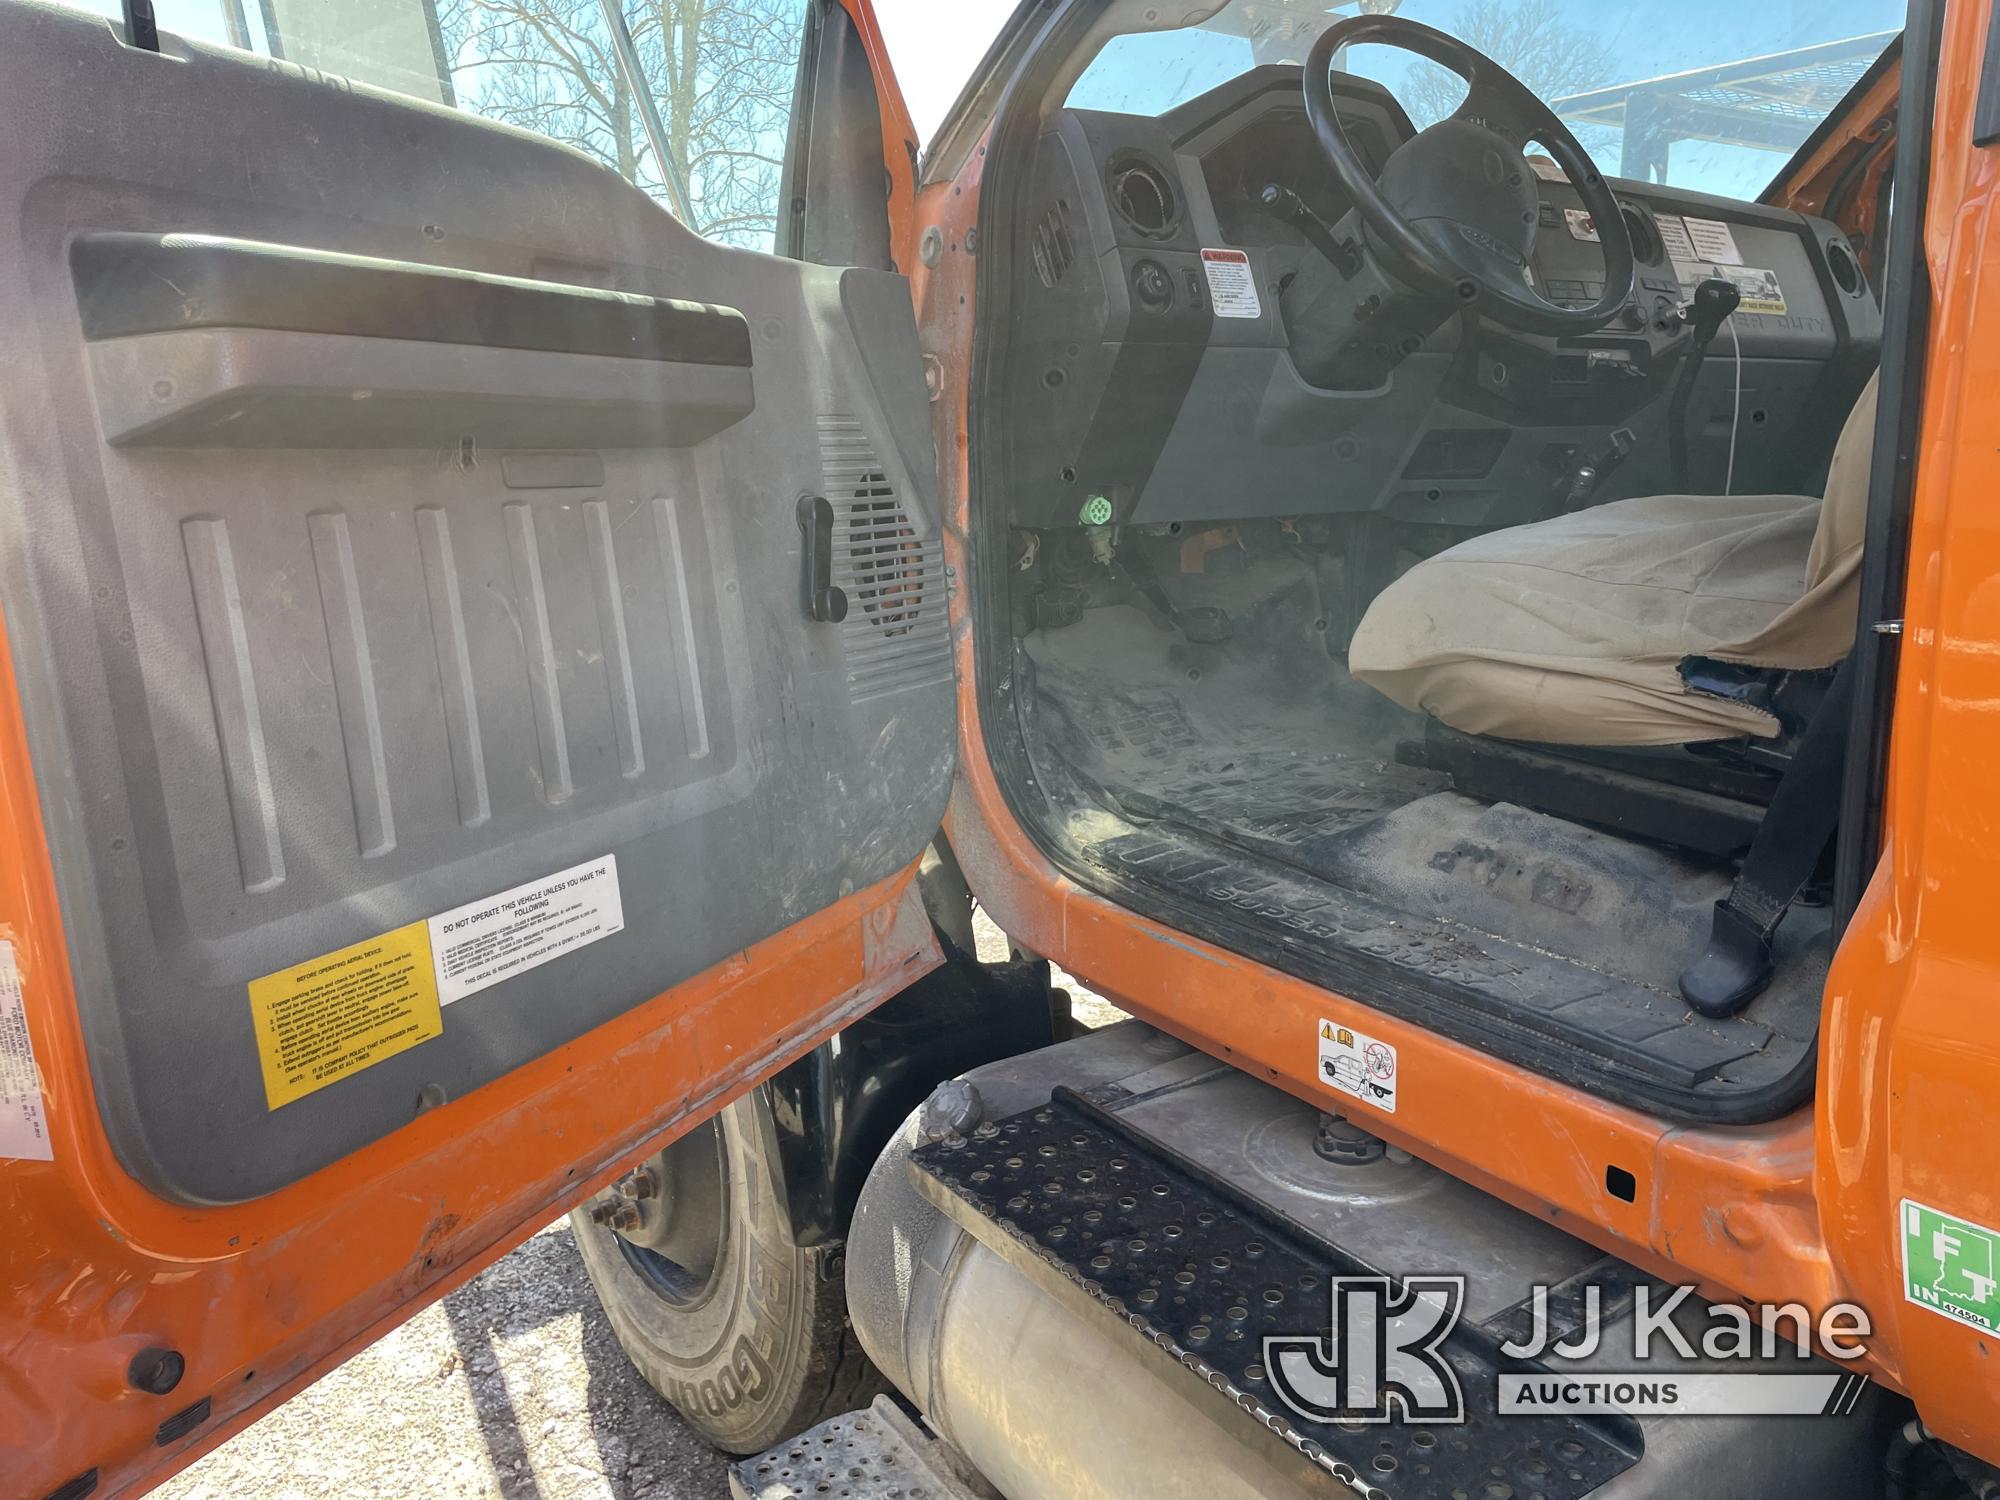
[1348,373,1879,746]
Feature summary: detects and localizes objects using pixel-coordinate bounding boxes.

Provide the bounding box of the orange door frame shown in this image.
[919,0,2000,1468]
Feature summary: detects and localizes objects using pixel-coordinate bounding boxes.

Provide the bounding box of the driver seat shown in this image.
[1350,373,1879,746]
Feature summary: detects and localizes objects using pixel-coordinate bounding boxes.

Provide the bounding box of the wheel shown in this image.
[570,1092,884,1454]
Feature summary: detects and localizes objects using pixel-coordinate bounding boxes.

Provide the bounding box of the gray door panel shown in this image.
[0,2,953,1202]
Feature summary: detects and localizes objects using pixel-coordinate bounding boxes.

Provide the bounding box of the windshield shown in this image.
[1067,0,1904,201]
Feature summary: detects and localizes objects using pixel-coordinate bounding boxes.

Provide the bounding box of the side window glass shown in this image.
[72,0,811,251]
[438,0,810,249]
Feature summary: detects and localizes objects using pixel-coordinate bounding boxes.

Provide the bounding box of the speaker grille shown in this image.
[818,416,951,703]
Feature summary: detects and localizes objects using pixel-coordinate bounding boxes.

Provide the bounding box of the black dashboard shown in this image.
[1002,66,1882,534]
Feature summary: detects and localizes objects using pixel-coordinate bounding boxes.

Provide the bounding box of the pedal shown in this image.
[908,1088,1640,1499]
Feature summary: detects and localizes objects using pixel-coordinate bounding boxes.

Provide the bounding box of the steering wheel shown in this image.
[1303,15,1634,336]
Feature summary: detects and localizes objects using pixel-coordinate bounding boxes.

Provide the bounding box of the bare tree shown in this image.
[1400,0,1615,131]
[434,0,805,247]
[626,0,803,244]
[438,0,644,178]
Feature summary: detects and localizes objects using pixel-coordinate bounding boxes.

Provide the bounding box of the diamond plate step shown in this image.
[908,1088,1642,1500]
[730,1395,989,1500]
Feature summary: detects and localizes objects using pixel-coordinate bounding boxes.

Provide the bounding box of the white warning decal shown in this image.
[1317,1017,1398,1114]
[1682,216,1744,265]
[429,855,625,1005]
[1671,261,1788,316]
[1706,264,1787,316]
[1656,214,1700,266]
[0,939,54,1161]
[1564,207,1601,243]
[1656,214,1785,315]
[1200,248,1263,319]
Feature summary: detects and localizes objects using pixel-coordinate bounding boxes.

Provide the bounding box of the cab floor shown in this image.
[1014,566,1826,1117]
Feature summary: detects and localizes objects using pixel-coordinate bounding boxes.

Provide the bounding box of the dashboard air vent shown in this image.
[1033,199,1076,288]
[1620,202,1662,265]
[1109,156,1177,239]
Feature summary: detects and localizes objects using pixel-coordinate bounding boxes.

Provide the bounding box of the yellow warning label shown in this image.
[248,921,443,1109]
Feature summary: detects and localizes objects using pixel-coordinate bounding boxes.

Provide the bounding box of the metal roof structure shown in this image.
[1553,31,1898,182]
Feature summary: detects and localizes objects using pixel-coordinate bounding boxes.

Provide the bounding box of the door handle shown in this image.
[796,494,847,624]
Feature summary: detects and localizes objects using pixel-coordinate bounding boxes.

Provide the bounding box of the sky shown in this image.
[871,0,1019,145]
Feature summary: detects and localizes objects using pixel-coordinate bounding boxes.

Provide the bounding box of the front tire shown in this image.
[570,1094,883,1454]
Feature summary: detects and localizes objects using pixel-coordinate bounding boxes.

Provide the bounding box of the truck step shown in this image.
[730,1395,990,1500]
[908,1086,1641,1499]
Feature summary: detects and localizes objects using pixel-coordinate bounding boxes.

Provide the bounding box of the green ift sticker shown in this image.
[1902,1198,2000,1336]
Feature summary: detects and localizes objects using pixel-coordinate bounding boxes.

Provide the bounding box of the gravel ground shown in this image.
[158,1218,736,1500]
[159,911,1120,1500]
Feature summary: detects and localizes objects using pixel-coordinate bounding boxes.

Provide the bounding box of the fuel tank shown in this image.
[844,1022,1888,1500]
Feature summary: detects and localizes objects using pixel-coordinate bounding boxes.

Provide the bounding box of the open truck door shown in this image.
[0,1,942,1493]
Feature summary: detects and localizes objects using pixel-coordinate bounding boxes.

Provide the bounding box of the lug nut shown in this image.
[614,1167,657,1201]
[589,1198,642,1232]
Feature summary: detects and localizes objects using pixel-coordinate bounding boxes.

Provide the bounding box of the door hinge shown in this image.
[797,494,847,624]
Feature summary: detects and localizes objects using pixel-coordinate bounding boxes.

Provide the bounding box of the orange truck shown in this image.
[2,0,1995,1495]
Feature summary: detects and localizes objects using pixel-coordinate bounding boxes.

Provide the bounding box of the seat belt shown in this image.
[1679,654,1857,1018]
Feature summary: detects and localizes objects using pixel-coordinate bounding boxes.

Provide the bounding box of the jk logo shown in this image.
[1265,1276,1467,1425]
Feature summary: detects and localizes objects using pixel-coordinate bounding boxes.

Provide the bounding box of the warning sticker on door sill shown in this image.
[249,921,443,1110]
[1317,1017,1398,1113]
[1200,248,1262,319]
[0,940,54,1161]
[430,855,623,1005]
[1902,1198,2000,1336]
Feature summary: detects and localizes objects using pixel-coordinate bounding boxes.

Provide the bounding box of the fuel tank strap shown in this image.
[908,1087,1642,1499]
